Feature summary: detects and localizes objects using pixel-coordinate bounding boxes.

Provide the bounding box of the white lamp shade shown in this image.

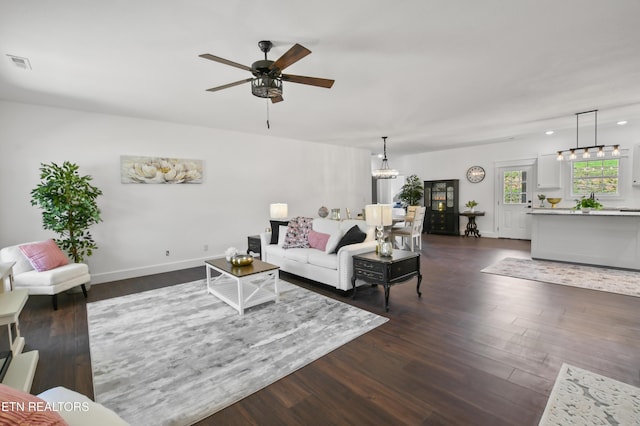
[270,203,288,219]
[365,204,393,227]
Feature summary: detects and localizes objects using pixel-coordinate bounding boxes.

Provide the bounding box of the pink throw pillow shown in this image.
[308,229,331,251]
[19,239,69,272]
[0,383,67,425]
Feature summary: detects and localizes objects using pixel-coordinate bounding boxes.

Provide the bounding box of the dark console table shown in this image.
[351,250,422,311]
[459,211,485,237]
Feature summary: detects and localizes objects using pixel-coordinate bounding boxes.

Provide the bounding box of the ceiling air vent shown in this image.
[6,54,32,70]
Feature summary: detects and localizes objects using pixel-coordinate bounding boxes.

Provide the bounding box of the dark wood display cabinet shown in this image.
[424,179,459,235]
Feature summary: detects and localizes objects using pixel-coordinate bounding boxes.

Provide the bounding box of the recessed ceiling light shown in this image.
[545,130,554,135]
[377,154,383,158]
[617,120,628,125]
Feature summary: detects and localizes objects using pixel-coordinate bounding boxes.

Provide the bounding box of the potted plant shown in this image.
[575,194,603,212]
[30,161,103,264]
[399,174,424,207]
[537,194,546,207]
[465,200,478,212]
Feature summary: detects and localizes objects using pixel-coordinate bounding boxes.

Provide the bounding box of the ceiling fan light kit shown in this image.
[199,40,334,104]
[251,77,283,99]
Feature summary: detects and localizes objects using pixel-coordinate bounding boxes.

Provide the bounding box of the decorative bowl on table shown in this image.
[546,197,562,208]
[230,254,253,266]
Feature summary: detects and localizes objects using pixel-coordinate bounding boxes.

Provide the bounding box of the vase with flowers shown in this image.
[537,194,546,207]
[465,200,478,213]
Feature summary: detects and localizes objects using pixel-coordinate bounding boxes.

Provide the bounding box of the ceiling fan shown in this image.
[199,40,334,103]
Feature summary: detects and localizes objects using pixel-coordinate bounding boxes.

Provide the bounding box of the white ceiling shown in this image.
[2,0,640,156]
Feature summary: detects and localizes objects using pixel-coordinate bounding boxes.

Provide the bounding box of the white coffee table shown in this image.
[205,257,280,315]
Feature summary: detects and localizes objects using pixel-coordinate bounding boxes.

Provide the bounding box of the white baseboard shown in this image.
[90,254,223,285]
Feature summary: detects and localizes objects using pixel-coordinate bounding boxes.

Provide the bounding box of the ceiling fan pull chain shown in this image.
[266,99,270,129]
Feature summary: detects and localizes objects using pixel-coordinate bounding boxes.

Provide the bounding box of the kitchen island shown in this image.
[530,209,640,270]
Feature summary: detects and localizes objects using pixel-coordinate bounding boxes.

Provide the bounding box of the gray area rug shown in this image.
[87,279,388,425]
[539,363,640,425]
[481,257,640,298]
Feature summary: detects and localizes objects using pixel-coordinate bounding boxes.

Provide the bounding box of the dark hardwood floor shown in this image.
[20,235,640,425]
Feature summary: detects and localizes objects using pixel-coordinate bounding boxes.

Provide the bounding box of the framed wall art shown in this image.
[120,155,204,184]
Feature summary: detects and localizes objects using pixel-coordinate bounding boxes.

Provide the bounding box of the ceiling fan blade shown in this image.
[271,44,311,71]
[199,53,252,72]
[205,78,253,92]
[281,74,335,89]
[271,95,284,103]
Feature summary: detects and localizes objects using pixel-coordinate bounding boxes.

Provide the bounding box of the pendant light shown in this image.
[372,136,399,179]
[556,110,621,161]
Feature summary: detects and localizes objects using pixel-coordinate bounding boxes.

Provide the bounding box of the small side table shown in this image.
[247,235,261,258]
[459,211,485,237]
[0,262,15,292]
[0,289,39,392]
[351,250,422,312]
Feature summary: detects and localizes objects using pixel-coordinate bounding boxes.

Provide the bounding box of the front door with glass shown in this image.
[497,166,532,239]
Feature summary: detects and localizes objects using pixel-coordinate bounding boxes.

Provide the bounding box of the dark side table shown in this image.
[459,211,485,237]
[351,250,422,312]
[247,235,261,257]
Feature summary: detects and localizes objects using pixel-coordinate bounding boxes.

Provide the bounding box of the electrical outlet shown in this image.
[165,250,170,256]
[203,244,208,252]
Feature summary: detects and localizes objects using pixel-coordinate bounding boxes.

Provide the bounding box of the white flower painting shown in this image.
[121,155,203,184]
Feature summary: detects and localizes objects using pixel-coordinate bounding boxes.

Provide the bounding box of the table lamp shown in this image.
[270,203,288,219]
[365,204,392,249]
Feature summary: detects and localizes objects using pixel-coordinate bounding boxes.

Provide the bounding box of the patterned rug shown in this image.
[539,364,640,425]
[87,280,388,426]
[481,257,640,298]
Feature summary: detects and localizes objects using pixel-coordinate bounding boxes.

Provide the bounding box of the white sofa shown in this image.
[260,218,377,291]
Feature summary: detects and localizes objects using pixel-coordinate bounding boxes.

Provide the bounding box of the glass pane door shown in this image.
[503,170,528,204]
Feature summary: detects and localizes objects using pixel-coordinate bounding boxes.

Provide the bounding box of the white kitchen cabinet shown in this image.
[536,154,562,189]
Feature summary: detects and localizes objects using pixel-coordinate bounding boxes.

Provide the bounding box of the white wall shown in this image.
[0,101,372,283]
[392,124,640,237]
[376,176,406,205]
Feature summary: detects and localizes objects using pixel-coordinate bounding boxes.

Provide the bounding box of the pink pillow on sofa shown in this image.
[308,229,331,251]
[19,239,69,272]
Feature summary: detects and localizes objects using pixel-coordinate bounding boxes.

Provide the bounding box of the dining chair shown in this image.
[390,206,426,251]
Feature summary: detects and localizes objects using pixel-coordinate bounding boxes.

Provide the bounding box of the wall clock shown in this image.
[466,166,485,183]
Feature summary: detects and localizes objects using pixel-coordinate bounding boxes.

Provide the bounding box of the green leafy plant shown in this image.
[399,174,424,206]
[537,194,546,201]
[575,195,603,210]
[465,200,478,208]
[30,161,103,263]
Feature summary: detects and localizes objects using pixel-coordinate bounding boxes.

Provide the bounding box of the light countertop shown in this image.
[530,208,640,217]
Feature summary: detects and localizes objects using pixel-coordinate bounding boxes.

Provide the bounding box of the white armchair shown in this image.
[0,240,90,310]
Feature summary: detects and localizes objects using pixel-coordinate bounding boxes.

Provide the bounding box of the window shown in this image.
[572,159,619,196]
[503,170,528,204]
